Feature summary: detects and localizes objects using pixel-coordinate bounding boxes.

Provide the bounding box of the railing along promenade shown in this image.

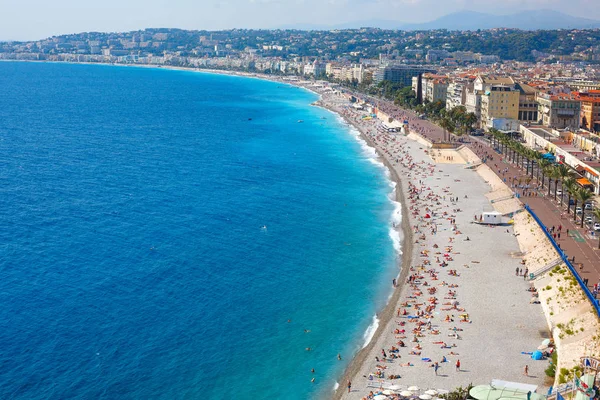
[524,204,600,318]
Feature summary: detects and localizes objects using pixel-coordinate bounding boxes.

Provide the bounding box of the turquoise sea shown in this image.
[0,62,399,399]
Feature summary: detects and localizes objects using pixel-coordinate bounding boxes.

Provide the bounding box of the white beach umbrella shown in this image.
[408,386,420,391]
[389,385,402,390]
[401,391,414,397]
[374,395,388,400]
[383,390,394,395]
[419,395,433,400]
[425,390,438,396]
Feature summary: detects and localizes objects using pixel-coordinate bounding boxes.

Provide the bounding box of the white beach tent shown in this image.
[481,211,503,225]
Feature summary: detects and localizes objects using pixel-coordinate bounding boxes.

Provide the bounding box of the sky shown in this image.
[1,0,599,41]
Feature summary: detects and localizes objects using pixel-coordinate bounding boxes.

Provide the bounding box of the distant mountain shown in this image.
[288,10,600,31]
[400,9,600,31]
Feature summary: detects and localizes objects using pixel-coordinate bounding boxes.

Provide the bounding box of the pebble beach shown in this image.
[312,91,552,400]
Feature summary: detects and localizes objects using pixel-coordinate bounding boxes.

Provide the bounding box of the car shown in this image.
[569,199,575,206]
[556,189,562,196]
[595,223,600,232]
[576,207,583,215]
[585,216,593,224]
[584,203,594,210]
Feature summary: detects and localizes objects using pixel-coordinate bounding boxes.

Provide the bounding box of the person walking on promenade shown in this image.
[516,267,519,276]
[524,268,528,280]
[456,359,461,372]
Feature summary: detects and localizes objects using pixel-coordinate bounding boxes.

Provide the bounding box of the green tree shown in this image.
[440,117,454,142]
[563,177,576,214]
[576,188,594,228]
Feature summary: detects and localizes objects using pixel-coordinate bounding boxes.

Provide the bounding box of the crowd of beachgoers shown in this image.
[306,89,551,400]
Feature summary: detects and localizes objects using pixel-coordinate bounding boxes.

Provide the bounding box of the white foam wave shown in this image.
[333,382,339,391]
[362,315,379,349]
[330,109,405,261]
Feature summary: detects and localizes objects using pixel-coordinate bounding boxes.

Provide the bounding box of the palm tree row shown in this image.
[486,129,596,230]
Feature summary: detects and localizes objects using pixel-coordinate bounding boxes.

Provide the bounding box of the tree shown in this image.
[563,177,576,215]
[555,164,575,206]
[538,159,551,188]
[440,117,454,142]
[546,166,560,199]
[464,112,478,135]
[576,188,594,228]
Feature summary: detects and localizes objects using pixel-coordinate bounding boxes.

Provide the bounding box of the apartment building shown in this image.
[537,92,581,130]
[515,82,539,123]
[576,91,600,132]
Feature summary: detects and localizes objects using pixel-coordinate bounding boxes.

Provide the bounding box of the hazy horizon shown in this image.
[1,0,600,41]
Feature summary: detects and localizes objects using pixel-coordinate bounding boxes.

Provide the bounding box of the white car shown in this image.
[595,223,600,232]
[585,216,593,224]
[585,203,594,210]
[576,207,583,215]
[556,189,562,196]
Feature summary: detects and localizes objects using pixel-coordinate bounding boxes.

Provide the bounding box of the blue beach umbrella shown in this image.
[531,351,543,360]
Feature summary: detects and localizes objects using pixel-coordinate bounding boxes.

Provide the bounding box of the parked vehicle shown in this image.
[576,207,583,215]
[594,223,600,231]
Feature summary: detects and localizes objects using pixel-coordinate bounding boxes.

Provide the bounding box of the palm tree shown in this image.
[577,188,594,228]
[564,178,577,215]
[592,208,600,249]
[538,159,551,188]
[464,112,477,135]
[530,151,542,179]
[440,117,454,143]
[546,166,559,198]
[555,164,575,206]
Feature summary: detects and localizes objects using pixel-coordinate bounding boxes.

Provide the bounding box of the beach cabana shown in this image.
[481,211,503,225]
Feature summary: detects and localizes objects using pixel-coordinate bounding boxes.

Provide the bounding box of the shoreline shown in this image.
[316,99,415,400]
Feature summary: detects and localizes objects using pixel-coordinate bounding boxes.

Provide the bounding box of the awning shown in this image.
[577,177,593,186]
[584,167,599,177]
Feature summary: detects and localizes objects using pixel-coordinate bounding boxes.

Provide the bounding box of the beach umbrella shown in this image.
[531,350,544,360]
[425,390,438,396]
[400,391,414,397]
[374,395,388,400]
[541,339,551,347]
[537,344,548,350]
[383,390,394,395]
[409,386,420,391]
[390,385,402,390]
[419,395,433,400]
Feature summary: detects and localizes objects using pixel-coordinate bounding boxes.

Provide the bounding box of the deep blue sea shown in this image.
[0,62,399,399]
